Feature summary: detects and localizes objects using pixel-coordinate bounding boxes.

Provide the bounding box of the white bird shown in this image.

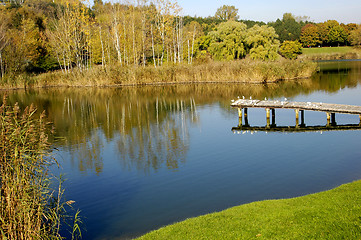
[237,96,240,99]
[231,99,235,102]
[284,98,288,101]
[264,97,267,101]
[250,96,252,100]
[242,96,245,99]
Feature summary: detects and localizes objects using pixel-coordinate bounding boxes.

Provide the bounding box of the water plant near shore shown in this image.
[0,96,81,239]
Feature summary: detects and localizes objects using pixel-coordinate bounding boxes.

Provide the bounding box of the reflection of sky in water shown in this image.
[6,60,361,239]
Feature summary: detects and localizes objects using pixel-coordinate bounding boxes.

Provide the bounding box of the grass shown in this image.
[0,59,317,89]
[302,46,354,55]
[0,96,81,239]
[137,180,361,239]
[300,46,361,60]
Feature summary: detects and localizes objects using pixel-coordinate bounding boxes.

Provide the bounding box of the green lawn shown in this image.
[137,180,361,239]
[302,46,353,55]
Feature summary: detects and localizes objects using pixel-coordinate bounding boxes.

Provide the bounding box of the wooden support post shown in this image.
[266,108,270,128]
[238,108,242,126]
[331,113,336,126]
[326,112,331,126]
[295,109,299,127]
[238,108,242,118]
[238,117,242,127]
[271,108,276,126]
[300,110,305,127]
[359,114,361,126]
[244,108,249,126]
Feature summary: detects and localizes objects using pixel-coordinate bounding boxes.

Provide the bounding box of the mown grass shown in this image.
[300,46,361,60]
[0,96,81,239]
[137,180,361,239]
[302,46,353,55]
[0,59,317,89]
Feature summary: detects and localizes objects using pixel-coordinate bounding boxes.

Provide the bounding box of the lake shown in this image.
[4,60,361,239]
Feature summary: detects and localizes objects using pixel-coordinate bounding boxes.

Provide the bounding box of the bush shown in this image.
[279,41,303,59]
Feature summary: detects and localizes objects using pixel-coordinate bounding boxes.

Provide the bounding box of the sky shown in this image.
[177,0,361,24]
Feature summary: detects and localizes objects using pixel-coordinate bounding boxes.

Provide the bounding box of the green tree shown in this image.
[269,13,306,42]
[245,24,280,60]
[279,40,302,59]
[214,5,239,21]
[208,20,247,60]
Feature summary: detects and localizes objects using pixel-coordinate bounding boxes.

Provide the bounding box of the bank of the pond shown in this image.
[300,46,361,61]
[0,59,317,90]
[137,180,361,239]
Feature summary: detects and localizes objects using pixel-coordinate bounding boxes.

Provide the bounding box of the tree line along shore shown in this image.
[0,0,360,88]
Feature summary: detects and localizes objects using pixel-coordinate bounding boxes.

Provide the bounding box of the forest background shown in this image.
[0,0,360,85]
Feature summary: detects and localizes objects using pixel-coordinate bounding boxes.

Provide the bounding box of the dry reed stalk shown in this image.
[0,95,81,239]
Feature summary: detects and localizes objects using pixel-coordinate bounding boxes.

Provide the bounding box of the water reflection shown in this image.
[115,98,194,172]
[1,60,361,174]
[57,90,198,173]
[232,124,361,133]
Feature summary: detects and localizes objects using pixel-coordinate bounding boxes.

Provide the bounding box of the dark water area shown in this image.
[3,60,361,239]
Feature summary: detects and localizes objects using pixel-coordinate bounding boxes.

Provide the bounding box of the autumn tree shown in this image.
[349,25,361,47]
[341,23,357,45]
[183,21,202,64]
[324,20,348,46]
[47,0,92,72]
[300,24,321,47]
[214,5,239,21]
[0,2,52,78]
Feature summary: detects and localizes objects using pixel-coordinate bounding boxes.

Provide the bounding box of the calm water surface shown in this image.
[4,60,361,239]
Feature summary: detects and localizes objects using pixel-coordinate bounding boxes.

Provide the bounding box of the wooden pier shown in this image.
[231,99,361,128]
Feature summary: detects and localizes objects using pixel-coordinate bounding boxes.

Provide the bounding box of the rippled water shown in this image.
[3,60,361,239]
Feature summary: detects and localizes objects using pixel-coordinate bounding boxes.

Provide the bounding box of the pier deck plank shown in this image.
[231,99,361,115]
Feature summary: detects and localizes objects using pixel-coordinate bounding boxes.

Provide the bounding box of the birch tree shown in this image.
[0,16,8,78]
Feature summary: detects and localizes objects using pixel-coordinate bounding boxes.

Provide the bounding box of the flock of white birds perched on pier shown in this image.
[231,96,290,103]
[230,97,361,115]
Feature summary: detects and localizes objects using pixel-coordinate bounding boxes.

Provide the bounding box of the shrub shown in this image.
[279,41,303,59]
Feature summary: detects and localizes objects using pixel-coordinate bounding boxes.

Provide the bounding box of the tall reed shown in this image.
[0,95,80,239]
[1,59,317,89]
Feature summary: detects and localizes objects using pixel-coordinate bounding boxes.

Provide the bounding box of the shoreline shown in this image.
[0,59,318,91]
[0,76,313,91]
[137,179,361,239]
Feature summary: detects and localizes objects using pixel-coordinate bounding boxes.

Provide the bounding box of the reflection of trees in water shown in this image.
[2,61,361,172]
[312,61,361,92]
[117,99,194,172]
[70,132,104,175]
[57,92,198,173]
